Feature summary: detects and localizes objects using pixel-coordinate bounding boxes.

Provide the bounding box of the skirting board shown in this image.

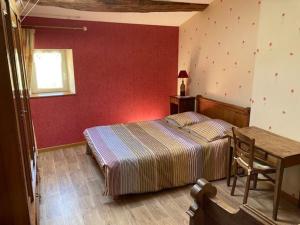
[38,141,86,152]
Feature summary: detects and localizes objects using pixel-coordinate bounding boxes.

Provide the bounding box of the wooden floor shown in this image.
[39,145,300,225]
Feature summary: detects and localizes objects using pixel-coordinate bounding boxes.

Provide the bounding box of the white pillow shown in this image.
[165,111,210,127]
[186,119,234,142]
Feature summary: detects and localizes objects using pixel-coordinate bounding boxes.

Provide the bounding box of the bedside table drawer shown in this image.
[170,96,179,104]
[169,96,195,115]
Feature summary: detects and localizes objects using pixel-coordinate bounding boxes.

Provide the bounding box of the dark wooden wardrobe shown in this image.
[0,0,39,224]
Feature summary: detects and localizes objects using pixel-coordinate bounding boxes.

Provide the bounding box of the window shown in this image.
[31,49,76,97]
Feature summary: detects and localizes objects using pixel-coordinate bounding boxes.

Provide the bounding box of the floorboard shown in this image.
[39,145,300,225]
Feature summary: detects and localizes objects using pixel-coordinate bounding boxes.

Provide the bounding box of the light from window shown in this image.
[31,49,76,97]
[34,51,64,89]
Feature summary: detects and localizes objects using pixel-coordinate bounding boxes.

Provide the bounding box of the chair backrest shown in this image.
[232,127,256,171]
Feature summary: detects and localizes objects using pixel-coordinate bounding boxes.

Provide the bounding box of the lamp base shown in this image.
[180,80,186,96]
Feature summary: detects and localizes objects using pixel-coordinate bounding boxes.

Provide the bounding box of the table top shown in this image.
[170,95,195,99]
[228,126,300,160]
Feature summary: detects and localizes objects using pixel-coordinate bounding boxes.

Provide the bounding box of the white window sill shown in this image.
[30,92,76,99]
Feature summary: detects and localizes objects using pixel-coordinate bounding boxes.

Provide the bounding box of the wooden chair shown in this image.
[231,127,276,204]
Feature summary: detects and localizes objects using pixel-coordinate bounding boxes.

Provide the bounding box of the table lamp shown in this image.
[178,70,189,96]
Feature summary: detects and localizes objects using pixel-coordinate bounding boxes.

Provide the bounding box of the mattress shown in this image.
[84,119,228,196]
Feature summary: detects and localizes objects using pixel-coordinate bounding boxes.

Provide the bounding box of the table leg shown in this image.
[227,136,232,186]
[273,159,284,220]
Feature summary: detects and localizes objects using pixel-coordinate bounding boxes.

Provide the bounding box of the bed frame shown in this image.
[196,95,251,128]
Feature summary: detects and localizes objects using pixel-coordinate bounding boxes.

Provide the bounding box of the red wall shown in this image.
[24,17,178,148]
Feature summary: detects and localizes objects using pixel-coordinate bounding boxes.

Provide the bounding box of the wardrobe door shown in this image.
[3,0,34,200]
[0,0,32,224]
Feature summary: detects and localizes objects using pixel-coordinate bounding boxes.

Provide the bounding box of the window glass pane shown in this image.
[34,51,64,89]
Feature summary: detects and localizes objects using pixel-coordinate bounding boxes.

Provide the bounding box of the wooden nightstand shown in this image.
[169,96,195,115]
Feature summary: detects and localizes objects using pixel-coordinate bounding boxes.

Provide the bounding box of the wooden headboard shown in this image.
[196,95,250,128]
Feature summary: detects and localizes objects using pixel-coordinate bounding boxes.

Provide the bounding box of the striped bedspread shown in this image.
[84,119,228,196]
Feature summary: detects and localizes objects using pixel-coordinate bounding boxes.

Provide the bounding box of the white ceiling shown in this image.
[23,0,214,27]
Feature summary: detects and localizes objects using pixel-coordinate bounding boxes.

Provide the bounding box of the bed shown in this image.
[84,95,250,196]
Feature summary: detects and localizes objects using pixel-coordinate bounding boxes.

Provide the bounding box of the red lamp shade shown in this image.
[178,70,189,79]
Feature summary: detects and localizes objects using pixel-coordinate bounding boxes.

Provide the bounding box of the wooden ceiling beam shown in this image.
[36,0,209,12]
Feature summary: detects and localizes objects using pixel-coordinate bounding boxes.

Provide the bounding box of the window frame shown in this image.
[30,49,76,97]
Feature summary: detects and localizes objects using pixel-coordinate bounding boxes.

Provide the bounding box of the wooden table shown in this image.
[226,126,300,220]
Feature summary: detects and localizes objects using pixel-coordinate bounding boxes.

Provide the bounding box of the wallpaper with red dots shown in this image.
[250,0,300,197]
[178,0,260,107]
[179,0,300,198]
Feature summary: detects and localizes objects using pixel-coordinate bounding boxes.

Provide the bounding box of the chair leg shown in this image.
[253,173,258,189]
[231,163,238,196]
[231,175,238,196]
[243,174,251,204]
